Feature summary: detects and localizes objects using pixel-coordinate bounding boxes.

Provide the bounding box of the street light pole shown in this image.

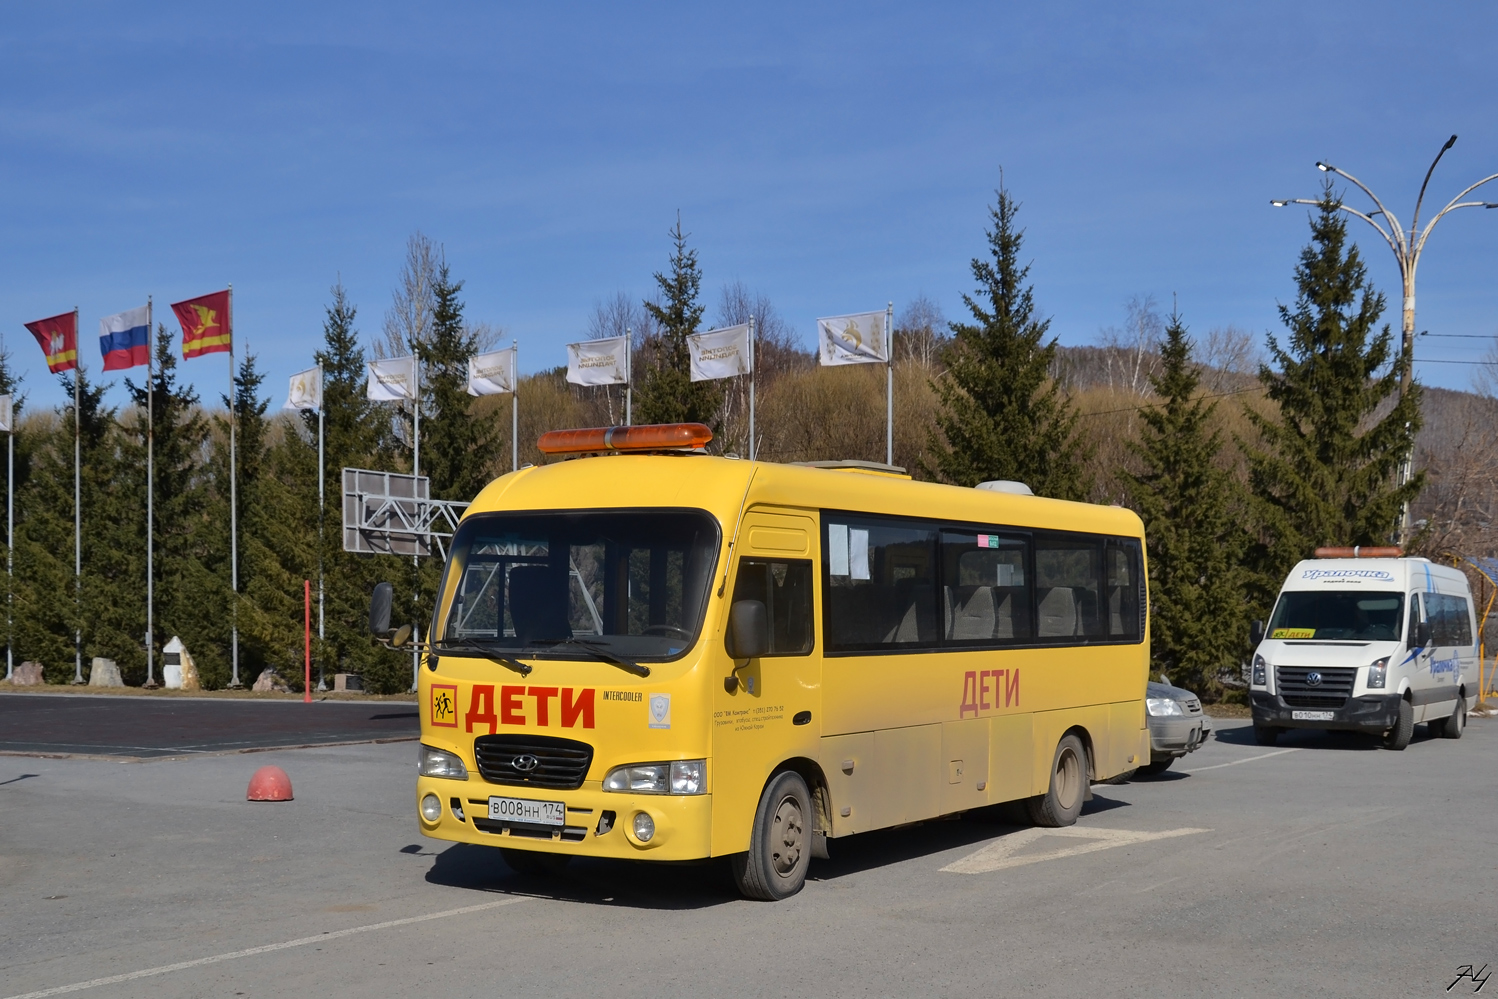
[1272,135,1498,543]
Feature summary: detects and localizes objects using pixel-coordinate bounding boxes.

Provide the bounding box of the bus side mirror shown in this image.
[369,582,394,637]
[726,600,769,661]
[1416,621,1432,648]
[1250,619,1264,647]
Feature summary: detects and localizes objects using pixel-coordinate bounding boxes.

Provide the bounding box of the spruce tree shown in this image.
[421,259,501,501]
[1121,311,1247,696]
[928,184,1090,499]
[636,216,719,429]
[1245,182,1423,587]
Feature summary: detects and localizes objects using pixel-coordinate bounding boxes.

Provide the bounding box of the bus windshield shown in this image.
[1267,590,1404,641]
[437,509,720,661]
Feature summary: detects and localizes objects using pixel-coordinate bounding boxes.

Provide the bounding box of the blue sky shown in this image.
[2,2,1496,412]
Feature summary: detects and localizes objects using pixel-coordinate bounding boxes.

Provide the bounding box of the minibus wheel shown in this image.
[1436,697,1465,740]
[732,770,812,901]
[1253,726,1279,746]
[1382,698,1413,751]
[500,848,572,877]
[1027,734,1086,828]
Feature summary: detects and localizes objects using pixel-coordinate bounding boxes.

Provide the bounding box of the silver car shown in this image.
[1140,680,1212,775]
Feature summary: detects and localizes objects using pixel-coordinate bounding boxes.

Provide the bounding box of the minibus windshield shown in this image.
[1266,590,1404,641]
[437,509,720,662]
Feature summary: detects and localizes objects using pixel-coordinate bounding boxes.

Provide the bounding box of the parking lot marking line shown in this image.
[940,826,1211,874]
[1,895,530,999]
[1183,748,1301,772]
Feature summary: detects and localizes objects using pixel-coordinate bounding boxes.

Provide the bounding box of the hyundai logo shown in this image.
[512,754,540,773]
[1306,671,1322,686]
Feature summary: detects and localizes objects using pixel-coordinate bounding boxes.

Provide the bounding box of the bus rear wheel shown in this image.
[1027,734,1086,828]
[1435,697,1466,740]
[732,770,812,901]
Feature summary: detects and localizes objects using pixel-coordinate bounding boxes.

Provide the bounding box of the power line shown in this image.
[1078,386,1257,418]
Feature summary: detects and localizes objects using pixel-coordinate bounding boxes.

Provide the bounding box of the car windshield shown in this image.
[436,509,720,662]
[1267,590,1404,642]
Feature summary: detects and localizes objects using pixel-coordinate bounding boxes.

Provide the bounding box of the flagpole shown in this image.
[5,394,12,683]
[411,351,420,693]
[145,297,155,688]
[511,340,518,472]
[228,284,239,689]
[748,316,756,461]
[73,308,82,685]
[885,301,894,467]
[624,327,632,426]
[317,364,325,691]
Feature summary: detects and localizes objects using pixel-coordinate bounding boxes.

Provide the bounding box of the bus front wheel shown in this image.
[732,770,812,901]
[1027,734,1086,828]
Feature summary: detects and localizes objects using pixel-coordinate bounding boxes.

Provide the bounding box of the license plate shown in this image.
[1292,710,1335,721]
[488,796,565,827]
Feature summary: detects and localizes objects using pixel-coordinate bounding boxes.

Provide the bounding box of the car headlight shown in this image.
[418,745,469,780]
[1367,656,1389,690]
[1252,654,1267,686]
[1146,697,1184,717]
[603,760,706,795]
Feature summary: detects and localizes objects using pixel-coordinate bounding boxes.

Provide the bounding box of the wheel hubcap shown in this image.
[1056,748,1081,810]
[769,794,804,877]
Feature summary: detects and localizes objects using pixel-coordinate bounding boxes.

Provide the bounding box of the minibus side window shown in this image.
[1104,539,1144,642]
[1406,594,1423,647]
[1033,534,1105,640]
[823,517,939,652]
[938,531,1032,644]
[1427,593,1474,647]
[730,559,814,656]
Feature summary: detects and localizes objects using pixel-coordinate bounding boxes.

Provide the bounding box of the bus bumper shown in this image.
[1250,692,1402,733]
[415,777,714,861]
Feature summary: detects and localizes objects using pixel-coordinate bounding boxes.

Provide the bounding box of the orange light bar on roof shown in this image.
[537,422,714,455]
[1314,546,1403,559]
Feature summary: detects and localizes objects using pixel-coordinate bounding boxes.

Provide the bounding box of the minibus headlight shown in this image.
[1146,697,1184,717]
[1252,654,1267,686]
[1367,656,1389,689]
[604,760,706,795]
[418,745,468,780]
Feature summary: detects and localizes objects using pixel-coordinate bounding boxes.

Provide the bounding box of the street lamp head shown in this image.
[1315,162,1333,172]
[1443,134,1458,152]
[1485,203,1498,209]
[1270,200,1290,207]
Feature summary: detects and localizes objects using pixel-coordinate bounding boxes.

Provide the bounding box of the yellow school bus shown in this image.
[401,423,1150,900]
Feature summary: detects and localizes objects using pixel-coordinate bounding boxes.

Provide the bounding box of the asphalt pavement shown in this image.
[0,693,419,758]
[1,713,1494,998]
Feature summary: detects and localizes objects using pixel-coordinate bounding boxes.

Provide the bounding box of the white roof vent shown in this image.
[976,480,1033,496]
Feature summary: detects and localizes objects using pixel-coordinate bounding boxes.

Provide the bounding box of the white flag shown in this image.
[818,310,889,366]
[284,366,322,411]
[0,394,12,433]
[467,347,515,396]
[566,336,628,386]
[688,324,752,382]
[367,355,417,401]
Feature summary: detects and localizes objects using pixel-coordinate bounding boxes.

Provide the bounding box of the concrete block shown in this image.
[88,658,124,687]
[333,672,364,693]
[13,661,44,685]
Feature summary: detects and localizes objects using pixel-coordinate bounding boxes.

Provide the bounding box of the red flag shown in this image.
[25,311,79,374]
[171,290,231,359]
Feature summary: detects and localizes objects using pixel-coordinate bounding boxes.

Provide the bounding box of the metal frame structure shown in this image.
[342,468,469,560]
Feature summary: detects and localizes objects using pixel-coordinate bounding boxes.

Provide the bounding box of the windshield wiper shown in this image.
[530,637,651,678]
[432,639,533,676]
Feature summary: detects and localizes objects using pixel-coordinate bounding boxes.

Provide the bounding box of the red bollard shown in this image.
[304,579,312,704]
[247,765,293,801]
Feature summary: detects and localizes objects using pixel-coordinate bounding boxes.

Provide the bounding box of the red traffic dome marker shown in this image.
[247,765,293,802]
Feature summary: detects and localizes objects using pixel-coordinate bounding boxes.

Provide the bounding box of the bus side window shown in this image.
[1428,593,1474,648]
[823,518,939,651]
[1406,594,1422,647]
[731,559,814,656]
[1034,534,1104,640]
[1104,539,1143,642]
[939,531,1031,643]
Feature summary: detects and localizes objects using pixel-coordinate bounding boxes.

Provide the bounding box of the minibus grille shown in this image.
[473,735,593,790]
[1276,666,1356,708]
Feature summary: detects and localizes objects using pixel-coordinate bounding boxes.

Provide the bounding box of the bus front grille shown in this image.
[473,734,593,790]
[1276,666,1356,709]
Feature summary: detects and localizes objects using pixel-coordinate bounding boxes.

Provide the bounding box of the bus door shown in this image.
[710,510,821,857]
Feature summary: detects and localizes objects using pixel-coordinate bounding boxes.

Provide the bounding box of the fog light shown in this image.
[632,811,655,842]
[420,793,442,822]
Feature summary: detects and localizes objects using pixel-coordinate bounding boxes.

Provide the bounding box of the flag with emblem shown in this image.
[817,310,888,366]
[284,366,322,411]
[25,311,79,374]
[171,290,232,359]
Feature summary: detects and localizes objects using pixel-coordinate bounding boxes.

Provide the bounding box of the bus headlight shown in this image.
[1367,657,1389,689]
[1252,654,1267,686]
[604,760,706,795]
[418,745,468,780]
[1146,697,1184,717]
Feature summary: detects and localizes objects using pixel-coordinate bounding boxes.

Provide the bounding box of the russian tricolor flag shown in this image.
[100,305,150,370]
